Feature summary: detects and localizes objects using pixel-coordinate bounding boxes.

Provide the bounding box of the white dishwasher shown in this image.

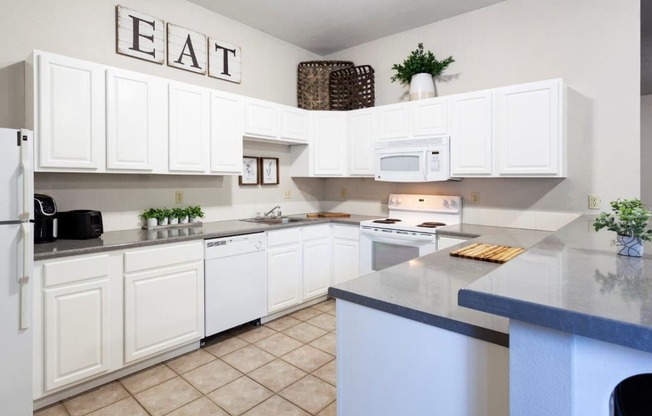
[204,232,267,337]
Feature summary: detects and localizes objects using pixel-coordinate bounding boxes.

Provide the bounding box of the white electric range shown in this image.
[359,194,462,275]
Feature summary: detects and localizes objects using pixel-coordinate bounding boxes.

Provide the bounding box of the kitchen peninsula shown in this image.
[329,216,652,416]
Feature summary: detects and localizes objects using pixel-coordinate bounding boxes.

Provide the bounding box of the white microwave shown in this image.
[375,136,452,182]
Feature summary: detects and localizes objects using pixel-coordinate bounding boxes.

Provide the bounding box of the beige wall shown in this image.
[325,0,641,216]
[642,95,652,205]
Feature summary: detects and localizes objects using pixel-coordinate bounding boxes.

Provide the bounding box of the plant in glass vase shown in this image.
[390,43,454,100]
[594,198,652,257]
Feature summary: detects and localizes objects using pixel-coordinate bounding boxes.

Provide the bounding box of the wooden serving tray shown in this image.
[306,212,351,218]
[450,243,525,264]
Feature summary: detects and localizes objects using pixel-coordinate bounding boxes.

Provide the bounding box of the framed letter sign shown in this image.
[116,6,165,63]
[167,23,207,74]
[209,38,241,83]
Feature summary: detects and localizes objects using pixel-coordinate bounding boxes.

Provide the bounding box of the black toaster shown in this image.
[57,210,103,239]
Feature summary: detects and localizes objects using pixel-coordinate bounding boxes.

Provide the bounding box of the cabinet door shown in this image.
[348,109,377,176]
[169,82,210,173]
[42,255,111,391]
[333,238,360,285]
[312,111,347,176]
[244,98,278,138]
[210,91,244,174]
[124,261,204,363]
[378,103,409,140]
[106,69,167,172]
[279,105,308,143]
[267,243,302,313]
[494,79,562,176]
[411,98,447,137]
[450,91,493,176]
[37,53,105,170]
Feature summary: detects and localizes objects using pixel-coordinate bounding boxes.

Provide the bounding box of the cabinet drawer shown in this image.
[43,255,110,287]
[302,224,330,240]
[333,225,359,241]
[124,241,203,273]
[268,228,302,247]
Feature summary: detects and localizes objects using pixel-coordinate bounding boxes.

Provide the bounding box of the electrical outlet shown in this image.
[284,190,292,199]
[470,192,480,204]
[175,191,184,204]
[340,188,348,200]
[588,194,601,210]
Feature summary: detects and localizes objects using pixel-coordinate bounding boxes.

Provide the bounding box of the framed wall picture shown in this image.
[260,157,279,185]
[239,156,259,185]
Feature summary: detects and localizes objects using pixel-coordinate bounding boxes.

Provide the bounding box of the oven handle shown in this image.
[361,228,436,245]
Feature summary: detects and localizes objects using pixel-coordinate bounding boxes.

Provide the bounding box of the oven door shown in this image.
[359,227,438,275]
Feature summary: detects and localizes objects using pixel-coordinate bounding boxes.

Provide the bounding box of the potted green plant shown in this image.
[187,205,205,223]
[154,208,171,226]
[140,208,158,228]
[594,198,652,257]
[391,43,454,100]
[171,207,189,224]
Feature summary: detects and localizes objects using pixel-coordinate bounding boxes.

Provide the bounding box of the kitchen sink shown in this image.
[240,217,312,225]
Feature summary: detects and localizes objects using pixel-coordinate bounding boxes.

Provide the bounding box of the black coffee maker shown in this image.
[34,194,58,243]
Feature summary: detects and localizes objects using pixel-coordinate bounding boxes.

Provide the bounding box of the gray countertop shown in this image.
[459,215,652,353]
[34,214,378,260]
[329,225,551,347]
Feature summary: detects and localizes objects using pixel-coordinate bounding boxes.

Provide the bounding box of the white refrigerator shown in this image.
[0,128,34,415]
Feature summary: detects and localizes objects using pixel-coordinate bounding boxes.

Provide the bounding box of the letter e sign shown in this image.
[209,38,241,83]
[116,6,164,64]
[167,24,207,74]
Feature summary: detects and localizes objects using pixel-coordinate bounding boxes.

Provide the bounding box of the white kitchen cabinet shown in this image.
[210,90,244,174]
[302,225,332,300]
[38,255,117,392]
[332,224,360,285]
[267,228,303,313]
[123,241,204,363]
[347,108,377,176]
[378,103,410,140]
[168,82,210,173]
[106,69,167,172]
[279,105,309,143]
[494,79,564,176]
[35,52,106,171]
[450,91,493,176]
[410,97,448,137]
[311,111,348,176]
[244,98,278,139]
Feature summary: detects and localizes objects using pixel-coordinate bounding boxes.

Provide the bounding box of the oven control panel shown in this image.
[388,194,461,214]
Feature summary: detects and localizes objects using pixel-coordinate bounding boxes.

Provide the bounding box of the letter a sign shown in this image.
[116,6,164,63]
[167,24,207,74]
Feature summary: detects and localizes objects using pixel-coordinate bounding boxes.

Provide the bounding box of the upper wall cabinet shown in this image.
[450,90,493,176]
[168,82,210,173]
[244,98,309,144]
[494,79,564,176]
[210,91,244,174]
[34,52,106,171]
[347,108,377,176]
[377,97,448,140]
[106,69,167,172]
[311,111,347,176]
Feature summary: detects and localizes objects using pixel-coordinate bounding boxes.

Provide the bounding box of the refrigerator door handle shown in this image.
[19,130,32,221]
[19,223,31,330]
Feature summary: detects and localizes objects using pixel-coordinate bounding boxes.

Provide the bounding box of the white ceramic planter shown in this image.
[409,73,435,101]
[170,218,179,225]
[189,216,200,223]
[146,218,157,228]
[159,217,169,226]
[616,235,644,257]
[180,216,189,224]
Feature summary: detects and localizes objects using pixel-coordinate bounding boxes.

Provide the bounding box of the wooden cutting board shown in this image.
[450,243,525,264]
[306,212,351,218]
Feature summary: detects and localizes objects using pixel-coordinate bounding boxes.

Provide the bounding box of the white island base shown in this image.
[336,300,509,416]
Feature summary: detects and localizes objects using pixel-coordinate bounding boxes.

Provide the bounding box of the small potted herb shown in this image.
[172,207,189,224]
[155,208,171,226]
[391,43,454,100]
[140,208,158,228]
[594,198,652,257]
[187,206,205,223]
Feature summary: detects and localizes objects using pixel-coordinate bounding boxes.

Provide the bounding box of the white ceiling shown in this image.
[187,0,507,55]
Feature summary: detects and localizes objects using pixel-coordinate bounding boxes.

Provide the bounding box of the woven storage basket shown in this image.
[329,65,375,111]
[297,61,354,110]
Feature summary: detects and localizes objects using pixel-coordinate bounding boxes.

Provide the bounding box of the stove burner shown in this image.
[372,218,403,224]
[417,222,447,228]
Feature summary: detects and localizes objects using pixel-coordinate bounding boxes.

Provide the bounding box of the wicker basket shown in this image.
[297,61,354,110]
[329,65,375,111]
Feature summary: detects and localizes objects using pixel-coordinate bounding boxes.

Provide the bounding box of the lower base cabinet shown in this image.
[34,241,204,398]
[267,228,303,313]
[332,224,360,285]
[303,225,332,300]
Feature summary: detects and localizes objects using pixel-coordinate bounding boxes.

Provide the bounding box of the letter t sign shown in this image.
[208,38,241,83]
[116,6,165,64]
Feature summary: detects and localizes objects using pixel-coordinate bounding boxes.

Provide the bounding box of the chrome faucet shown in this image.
[265,205,281,218]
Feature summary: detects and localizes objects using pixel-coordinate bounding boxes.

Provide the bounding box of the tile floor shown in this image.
[35,299,337,416]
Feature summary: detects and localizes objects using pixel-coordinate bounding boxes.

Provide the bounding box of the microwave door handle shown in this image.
[423,150,429,180]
